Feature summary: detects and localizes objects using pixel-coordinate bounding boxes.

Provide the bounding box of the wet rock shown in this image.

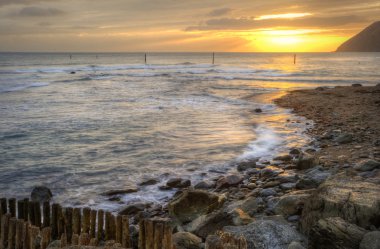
[254,108,263,113]
[352,83,362,87]
[273,191,312,216]
[360,231,380,249]
[246,168,260,175]
[280,182,296,190]
[101,188,138,196]
[184,210,234,239]
[296,167,331,190]
[274,155,293,162]
[296,153,319,170]
[237,160,257,171]
[205,235,223,248]
[168,190,224,223]
[301,174,380,234]
[224,196,261,217]
[354,159,380,172]
[289,148,301,155]
[315,87,326,91]
[158,185,172,190]
[167,178,191,188]
[259,188,277,197]
[335,133,353,144]
[172,232,202,249]
[288,241,305,249]
[31,186,53,202]
[309,217,366,249]
[276,172,298,183]
[194,181,215,189]
[119,202,151,215]
[260,166,284,178]
[139,178,159,186]
[224,216,305,249]
[287,215,300,223]
[216,174,244,189]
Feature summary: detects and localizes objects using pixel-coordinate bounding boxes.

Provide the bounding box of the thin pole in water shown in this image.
[145,53,147,64]
[70,54,72,60]
[293,54,296,64]
[212,52,215,65]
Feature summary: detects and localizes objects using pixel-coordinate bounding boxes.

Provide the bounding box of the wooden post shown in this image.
[23,199,29,222]
[138,219,145,249]
[33,203,41,228]
[82,208,90,234]
[60,234,67,248]
[8,218,16,249]
[162,221,172,249]
[72,208,81,236]
[8,199,16,218]
[22,222,30,249]
[97,210,104,241]
[17,201,24,220]
[212,52,215,65]
[51,204,58,239]
[15,219,24,249]
[105,212,111,241]
[145,53,147,64]
[64,208,72,243]
[28,227,39,249]
[28,204,35,226]
[90,210,96,239]
[0,199,7,215]
[145,219,154,249]
[294,54,296,64]
[40,227,51,249]
[89,238,98,246]
[153,222,163,249]
[56,205,63,239]
[42,203,50,228]
[121,216,129,248]
[115,215,122,244]
[79,233,90,246]
[1,214,11,249]
[71,234,79,246]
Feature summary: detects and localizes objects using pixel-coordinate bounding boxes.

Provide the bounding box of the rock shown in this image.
[46,240,61,249]
[168,190,224,223]
[296,153,319,170]
[184,210,234,239]
[194,181,215,189]
[139,178,159,186]
[260,166,284,178]
[289,148,301,155]
[280,182,296,190]
[167,178,191,188]
[288,241,305,249]
[237,160,257,171]
[276,172,298,183]
[301,174,380,234]
[119,202,151,215]
[354,159,380,172]
[259,188,277,197]
[205,235,223,249]
[315,87,326,91]
[216,174,244,189]
[254,108,262,113]
[296,167,331,190]
[287,215,300,223]
[101,188,138,196]
[224,196,261,217]
[273,191,312,216]
[335,133,353,144]
[309,217,366,249]
[360,231,380,249]
[31,186,53,202]
[352,83,362,87]
[158,185,172,190]
[224,216,305,249]
[274,155,293,162]
[172,232,202,249]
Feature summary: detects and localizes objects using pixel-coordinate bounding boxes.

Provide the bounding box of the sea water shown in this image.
[0,52,379,211]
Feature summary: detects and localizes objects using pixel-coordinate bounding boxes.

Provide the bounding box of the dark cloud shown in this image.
[208,8,233,17]
[18,6,65,17]
[186,15,368,31]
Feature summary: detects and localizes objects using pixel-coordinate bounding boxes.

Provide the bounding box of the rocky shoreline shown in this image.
[42,85,380,249]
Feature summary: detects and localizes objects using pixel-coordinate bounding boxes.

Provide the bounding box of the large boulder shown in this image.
[168,190,224,223]
[296,167,331,190]
[301,174,380,234]
[31,186,53,202]
[223,216,305,249]
[172,232,202,249]
[273,191,313,216]
[308,217,366,249]
[360,231,380,249]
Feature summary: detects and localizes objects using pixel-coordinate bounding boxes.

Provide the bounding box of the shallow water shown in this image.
[0,52,379,211]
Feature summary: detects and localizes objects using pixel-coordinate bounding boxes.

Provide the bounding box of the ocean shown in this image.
[0,52,379,211]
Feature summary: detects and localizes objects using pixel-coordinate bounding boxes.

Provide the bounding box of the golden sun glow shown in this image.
[254,13,312,20]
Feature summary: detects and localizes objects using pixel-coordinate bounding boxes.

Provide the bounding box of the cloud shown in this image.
[186,15,367,31]
[208,8,233,17]
[18,6,65,17]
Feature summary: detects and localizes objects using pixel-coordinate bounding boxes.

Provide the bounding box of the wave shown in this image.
[0,82,49,93]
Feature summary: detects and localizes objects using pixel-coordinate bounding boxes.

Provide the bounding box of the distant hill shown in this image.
[336,21,380,52]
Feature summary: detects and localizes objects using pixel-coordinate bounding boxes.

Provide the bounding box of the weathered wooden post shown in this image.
[1,213,11,249]
[23,221,30,249]
[42,202,50,228]
[145,219,154,249]
[0,199,7,215]
[79,233,90,246]
[56,205,64,238]
[15,219,25,249]
[121,216,130,248]
[82,208,91,234]
[51,204,58,239]
[8,199,16,218]
[28,226,39,249]
[64,208,73,243]
[8,217,16,249]
[72,208,81,236]
[162,221,172,249]
[105,212,111,241]
[212,52,215,65]
[22,199,29,222]
[60,233,67,248]
[90,210,96,239]
[17,201,24,220]
[40,227,51,249]
[33,203,41,228]
[71,234,79,246]
[115,215,122,244]
[153,221,163,249]
[97,210,104,241]
[138,220,145,249]
[28,204,35,226]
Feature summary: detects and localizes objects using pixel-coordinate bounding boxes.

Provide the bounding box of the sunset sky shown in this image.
[0,0,379,52]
